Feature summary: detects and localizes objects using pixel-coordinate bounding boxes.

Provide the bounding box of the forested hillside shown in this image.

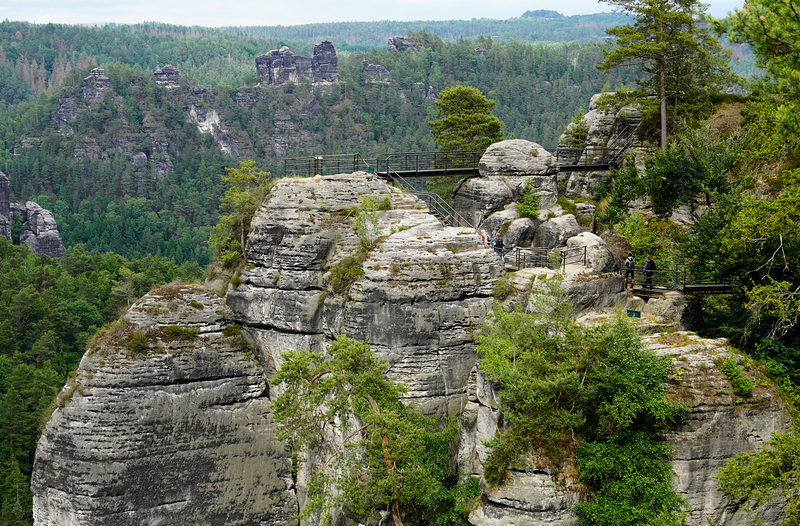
[0,22,639,264]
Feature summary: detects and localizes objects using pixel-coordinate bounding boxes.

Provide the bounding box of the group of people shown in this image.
[481,231,506,263]
[624,253,656,289]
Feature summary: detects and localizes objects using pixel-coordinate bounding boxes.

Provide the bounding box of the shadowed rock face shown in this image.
[0,173,65,257]
[32,284,298,525]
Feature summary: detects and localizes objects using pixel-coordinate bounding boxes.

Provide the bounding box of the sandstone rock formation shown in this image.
[388,36,413,52]
[31,172,794,525]
[256,42,339,86]
[32,284,298,525]
[82,67,110,102]
[453,139,558,231]
[154,64,181,87]
[462,332,793,525]
[0,173,65,257]
[362,60,390,82]
[227,173,502,416]
[559,93,647,200]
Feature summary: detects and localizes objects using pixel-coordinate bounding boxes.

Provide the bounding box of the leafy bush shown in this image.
[326,253,367,294]
[718,356,754,397]
[478,291,687,522]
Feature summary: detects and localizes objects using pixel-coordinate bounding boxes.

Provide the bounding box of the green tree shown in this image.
[209,160,270,267]
[477,274,686,523]
[717,432,800,526]
[428,85,504,152]
[598,0,731,147]
[719,0,800,137]
[271,335,477,526]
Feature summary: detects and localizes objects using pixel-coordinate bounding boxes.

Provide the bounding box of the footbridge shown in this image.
[282,146,630,180]
[510,246,731,295]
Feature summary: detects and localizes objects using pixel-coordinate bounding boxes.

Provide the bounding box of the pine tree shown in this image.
[428,85,504,151]
[598,0,732,147]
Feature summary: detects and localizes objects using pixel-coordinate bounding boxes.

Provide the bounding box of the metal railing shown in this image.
[383,167,475,229]
[375,151,482,177]
[623,265,731,294]
[284,153,372,178]
[512,246,587,270]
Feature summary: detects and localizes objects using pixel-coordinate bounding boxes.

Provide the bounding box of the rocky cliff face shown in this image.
[32,172,793,525]
[32,284,297,525]
[0,172,65,257]
[462,332,793,526]
[255,42,339,86]
[227,173,501,416]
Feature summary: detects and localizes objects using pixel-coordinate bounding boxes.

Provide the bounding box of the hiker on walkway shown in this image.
[643,255,656,288]
[624,252,635,288]
[493,237,505,263]
[481,230,492,248]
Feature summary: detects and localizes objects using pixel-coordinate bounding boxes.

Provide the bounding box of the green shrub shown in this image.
[719,356,754,397]
[492,275,516,301]
[161,325,199,341]
[326,253,367,294]
[126,330,149,354]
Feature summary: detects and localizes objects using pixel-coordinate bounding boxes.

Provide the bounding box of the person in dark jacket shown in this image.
[643,255,656,288]
[624,252,635,288]
[493,237,505,263]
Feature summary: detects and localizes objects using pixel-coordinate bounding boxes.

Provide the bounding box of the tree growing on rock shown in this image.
[597,0,732,148]
[270,335,477,526]
[719,0,800,138]
[209,160,270,268]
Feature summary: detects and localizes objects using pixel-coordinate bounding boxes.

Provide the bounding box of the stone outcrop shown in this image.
[153,64,180,87]
[32,284,297,525]
[17,202,66,258]
[388,36,413,52]
[559,93,648,199]
[82,67,110,102]
[227,173,502,416]
[453,139,558,231]
[362,60,390,82]
[414,82,436,99]
[31,171,794,525]
[0,173,65,257]
[256,42,338,86]
[463,332,794,525]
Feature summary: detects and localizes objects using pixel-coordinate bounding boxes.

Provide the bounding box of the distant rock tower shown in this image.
[82,68,109,102]
[255,41,339,86]
[154,64,181,88]
[0,171,66,257]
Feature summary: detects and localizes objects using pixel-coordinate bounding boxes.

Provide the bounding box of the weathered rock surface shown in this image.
[153,64,181,87]
[256,42,339,86]
[362,60,390,82]
[453,140,558,236]
[464,331,794,526]
[0,175,65,257]
[227,173,502,416]
[82,67,110,102]
[559,93,648,199]
[534,214,580,248]
[32,284,297,525]
[18,201,66,258]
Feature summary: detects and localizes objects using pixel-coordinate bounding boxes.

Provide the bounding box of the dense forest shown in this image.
[0,22,641,265]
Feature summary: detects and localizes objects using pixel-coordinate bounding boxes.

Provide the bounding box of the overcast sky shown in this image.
[5,0,744,28]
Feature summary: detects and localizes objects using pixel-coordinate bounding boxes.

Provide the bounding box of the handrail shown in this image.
[383,166,475,229]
